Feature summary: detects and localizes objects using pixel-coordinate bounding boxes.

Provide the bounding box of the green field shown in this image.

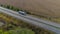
[0,27,35,34]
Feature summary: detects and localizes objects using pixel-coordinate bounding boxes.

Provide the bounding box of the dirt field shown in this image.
[0,0,60,17]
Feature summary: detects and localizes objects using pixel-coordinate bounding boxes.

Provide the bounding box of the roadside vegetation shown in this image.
[0,12,35,34]
[0,4,20,11]
[0,4,31,14]
[0,12,55,34]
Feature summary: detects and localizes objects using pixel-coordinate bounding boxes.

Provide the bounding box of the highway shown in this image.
[0,7,60,34]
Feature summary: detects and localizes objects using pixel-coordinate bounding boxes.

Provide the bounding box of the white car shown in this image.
[18,11,26,15]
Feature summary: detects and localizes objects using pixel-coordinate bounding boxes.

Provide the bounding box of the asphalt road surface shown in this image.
[0,7,60,34]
